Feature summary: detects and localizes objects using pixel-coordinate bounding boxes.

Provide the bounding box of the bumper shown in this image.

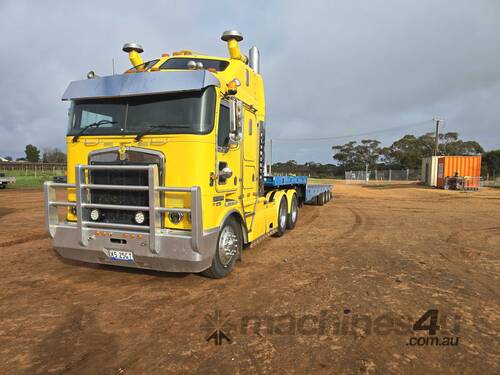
[52,224,218,272]
[44,164,217,273]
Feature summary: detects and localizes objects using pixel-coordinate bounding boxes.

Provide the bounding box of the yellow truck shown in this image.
[44,31,332,278]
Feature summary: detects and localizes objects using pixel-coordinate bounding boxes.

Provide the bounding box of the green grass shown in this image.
[1,170,66,189]
[2,175,51,189]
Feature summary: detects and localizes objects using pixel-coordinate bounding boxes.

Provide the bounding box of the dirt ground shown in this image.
[0,182,499,375]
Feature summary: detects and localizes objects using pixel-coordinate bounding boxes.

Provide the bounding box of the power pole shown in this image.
[433,117,443,156]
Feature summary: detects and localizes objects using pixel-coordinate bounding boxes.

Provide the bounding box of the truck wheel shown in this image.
[286,194,298,229]
[273,197,288,237]
[202,217,242,279]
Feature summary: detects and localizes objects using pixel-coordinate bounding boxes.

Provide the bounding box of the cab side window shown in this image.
[218,104,230,150]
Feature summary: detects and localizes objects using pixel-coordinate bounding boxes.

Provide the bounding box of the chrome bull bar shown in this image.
[44,164,202,254]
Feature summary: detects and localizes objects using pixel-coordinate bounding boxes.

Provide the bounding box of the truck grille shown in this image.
[85,148,163,227]
[88,169,150,226]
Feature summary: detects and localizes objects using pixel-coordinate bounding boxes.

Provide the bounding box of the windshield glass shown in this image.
[67,87,216,136]
[126,59,160,73]
[160,58,229,71]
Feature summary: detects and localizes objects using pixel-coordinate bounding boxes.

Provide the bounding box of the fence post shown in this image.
[406,169,409,180]
[389,169,392,181]
[35,165,37,177]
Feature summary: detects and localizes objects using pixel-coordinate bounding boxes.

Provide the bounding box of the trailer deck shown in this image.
[264,175,332,204]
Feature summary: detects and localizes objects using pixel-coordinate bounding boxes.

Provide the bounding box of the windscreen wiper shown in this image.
[135,124,190,141]
[72,120,118,142]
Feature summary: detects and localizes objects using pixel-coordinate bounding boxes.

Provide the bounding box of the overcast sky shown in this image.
[1,0,499,163]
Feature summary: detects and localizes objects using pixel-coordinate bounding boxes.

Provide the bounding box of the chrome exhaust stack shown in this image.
[248,46,260,74]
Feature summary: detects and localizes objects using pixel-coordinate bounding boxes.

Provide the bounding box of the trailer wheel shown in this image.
[202,217,242,279]
[318,192,325,206]
[273,197,288,237]
[286,194,298,230]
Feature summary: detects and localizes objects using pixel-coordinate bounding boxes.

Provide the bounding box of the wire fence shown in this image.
[345,169,420,184]
[0,162,67,177]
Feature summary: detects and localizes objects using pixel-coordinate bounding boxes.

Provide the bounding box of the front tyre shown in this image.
[202,217,242,279]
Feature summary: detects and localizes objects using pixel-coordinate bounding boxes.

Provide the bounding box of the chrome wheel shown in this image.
[218,225,239,267]
[279,201,287,229]
[290,198,298,223]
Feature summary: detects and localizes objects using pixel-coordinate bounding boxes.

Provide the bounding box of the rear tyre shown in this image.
[286,194,299,229]
[273,197,288,237]
[202,217,242,279]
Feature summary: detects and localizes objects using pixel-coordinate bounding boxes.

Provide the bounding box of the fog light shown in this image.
[90,208,100,221]
[134,211,145,225]
[168,211,184,224]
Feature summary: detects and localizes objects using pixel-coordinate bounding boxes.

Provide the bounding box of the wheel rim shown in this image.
[291,198,298,223]
[279,201,287,229]
[218,226,238,267]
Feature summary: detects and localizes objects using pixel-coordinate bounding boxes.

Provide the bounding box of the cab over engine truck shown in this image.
[44,31,332,278]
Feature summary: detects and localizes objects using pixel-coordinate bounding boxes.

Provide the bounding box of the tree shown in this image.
[332,139,381,170]
[385,132,483,169]
[24,144,40,162]
[483,150,500,178]
[42,148,66,163]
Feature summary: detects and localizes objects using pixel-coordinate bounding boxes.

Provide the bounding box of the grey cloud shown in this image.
[0,0,498,163]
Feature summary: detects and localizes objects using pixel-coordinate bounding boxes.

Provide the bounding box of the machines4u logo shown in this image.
[201,310,233,345]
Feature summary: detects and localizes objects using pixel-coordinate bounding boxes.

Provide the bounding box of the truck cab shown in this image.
[44,31,301,278]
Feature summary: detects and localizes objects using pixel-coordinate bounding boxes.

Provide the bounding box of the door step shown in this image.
[249,228,278,248]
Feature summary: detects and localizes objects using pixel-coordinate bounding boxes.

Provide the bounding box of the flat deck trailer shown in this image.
[264,176,332,205]
[44,30,333,278]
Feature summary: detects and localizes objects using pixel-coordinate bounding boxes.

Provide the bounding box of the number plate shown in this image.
[108,249,134,261]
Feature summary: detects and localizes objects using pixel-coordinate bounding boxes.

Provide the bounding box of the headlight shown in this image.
[134,211,145,225]
[168,211,184,224]
[90,208,100,221]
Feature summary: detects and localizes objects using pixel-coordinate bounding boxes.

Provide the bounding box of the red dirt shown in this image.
[0,183,499,374]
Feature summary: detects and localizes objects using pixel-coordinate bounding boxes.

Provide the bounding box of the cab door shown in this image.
[215,100,241,196]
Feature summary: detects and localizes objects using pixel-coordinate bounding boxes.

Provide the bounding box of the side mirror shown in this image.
[229,100,243,145]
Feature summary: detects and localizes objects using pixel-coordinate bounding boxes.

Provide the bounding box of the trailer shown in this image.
[0,173,15,189]
[264,176,332,205]
[44,30,333,278]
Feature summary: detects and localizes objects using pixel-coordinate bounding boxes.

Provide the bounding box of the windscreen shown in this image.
[160,58,229,71]
[67,87,216,136]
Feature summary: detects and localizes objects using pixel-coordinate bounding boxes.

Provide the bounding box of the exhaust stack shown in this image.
[221,30,248,63]
[122,42,144,68]
[248,46,260,74]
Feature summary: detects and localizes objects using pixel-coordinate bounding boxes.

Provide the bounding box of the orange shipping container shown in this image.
[437,156,481,189]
